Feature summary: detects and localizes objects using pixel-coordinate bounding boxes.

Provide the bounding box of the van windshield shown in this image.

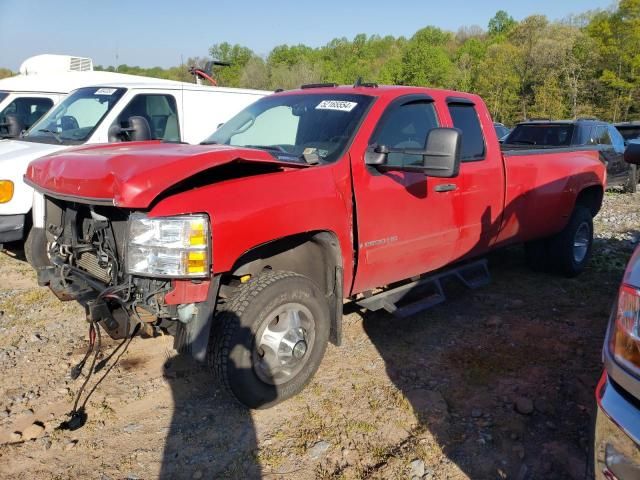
[23,87,126,145]
[203,93,374,163]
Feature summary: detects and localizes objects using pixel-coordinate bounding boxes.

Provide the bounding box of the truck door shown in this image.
[605,125,629,185]
[593,125,624,184]
[350,94,461,293]
[445,99,505,259]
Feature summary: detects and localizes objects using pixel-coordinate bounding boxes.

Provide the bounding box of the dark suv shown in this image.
[503,119,636,192]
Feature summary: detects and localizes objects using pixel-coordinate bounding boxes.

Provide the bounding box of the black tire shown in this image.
[624,164,638,193]
[24,227,50,269]
[549,206,594,278]
[524,238,550,272]
[208,270,330,409]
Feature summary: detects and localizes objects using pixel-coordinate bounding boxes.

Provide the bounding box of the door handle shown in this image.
[434,183,457,192]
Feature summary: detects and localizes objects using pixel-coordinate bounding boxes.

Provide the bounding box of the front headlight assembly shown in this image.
[126,213,210,278]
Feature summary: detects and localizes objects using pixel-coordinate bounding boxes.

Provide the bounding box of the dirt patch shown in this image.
[0,191,637,479]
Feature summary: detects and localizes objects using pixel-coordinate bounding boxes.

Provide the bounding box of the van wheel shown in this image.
[24,227,50,269]
[549,206,593,277]
[208,270,329,409]
[624,164,638,193]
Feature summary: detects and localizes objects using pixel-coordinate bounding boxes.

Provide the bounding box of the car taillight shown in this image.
[611,285,640,375]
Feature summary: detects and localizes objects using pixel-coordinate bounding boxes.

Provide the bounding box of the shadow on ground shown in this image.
[362,232,636,479]
[159,355,262,479]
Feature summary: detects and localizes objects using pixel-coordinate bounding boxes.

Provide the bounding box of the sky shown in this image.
[0,0,616,71]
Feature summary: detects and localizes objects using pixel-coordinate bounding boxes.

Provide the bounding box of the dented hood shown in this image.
[25,142,306,208]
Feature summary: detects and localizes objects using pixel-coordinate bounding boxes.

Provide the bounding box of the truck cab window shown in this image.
[448,103,485,161]
[595,126,612,146]
[0,97,53,130]
[370,100,439,167]
[114,94,180,141]
[608,125,626,152]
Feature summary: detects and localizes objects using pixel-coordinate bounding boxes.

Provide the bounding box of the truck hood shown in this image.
[0,139,66,183]
[25,142,307,208]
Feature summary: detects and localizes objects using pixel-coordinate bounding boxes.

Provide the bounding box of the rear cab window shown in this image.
[113,93,180,141]
[447,100,485,161]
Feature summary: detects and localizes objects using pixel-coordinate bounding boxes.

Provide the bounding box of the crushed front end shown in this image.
[37,195,215,358]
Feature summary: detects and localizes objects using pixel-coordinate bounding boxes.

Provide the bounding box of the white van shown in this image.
[0,79,268,259]
[0,54,161,138]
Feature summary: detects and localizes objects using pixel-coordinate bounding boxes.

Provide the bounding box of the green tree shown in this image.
[509,15,550,118]
[209,42,255,87]
[399,27,454,87]
[488,10,517,37]
[475,43,520,123]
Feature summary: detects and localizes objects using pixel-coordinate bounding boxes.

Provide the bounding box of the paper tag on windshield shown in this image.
[316,100,357,112]
[95,88,117,95]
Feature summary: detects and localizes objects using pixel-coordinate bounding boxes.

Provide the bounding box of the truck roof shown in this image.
[274,84,481,102]
[0,71,268,96]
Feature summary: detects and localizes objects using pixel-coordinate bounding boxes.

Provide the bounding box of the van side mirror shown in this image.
[0,114,26,138]
[108,116,152,143]
[625,142,640,165]
[365,127,462,178]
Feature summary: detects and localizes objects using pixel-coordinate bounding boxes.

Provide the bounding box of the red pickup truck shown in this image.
[26,85,606,408]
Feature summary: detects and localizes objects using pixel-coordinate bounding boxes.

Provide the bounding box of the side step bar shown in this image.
[355,259,490,318]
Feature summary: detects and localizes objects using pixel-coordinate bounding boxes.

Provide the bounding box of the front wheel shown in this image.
[208,270,329,409]
[549,206,594,278]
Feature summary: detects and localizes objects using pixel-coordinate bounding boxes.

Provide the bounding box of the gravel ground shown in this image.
[0,190,638,480]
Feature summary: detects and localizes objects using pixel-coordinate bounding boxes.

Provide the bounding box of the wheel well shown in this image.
[228,231,344,346]
[575,185,603,217]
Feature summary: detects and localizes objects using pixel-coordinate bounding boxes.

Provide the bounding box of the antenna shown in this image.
[115,43,119,72]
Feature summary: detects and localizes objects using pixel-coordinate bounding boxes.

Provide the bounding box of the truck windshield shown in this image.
[504,124,575,147]
[23,86,126,145]
[204,93,374,163]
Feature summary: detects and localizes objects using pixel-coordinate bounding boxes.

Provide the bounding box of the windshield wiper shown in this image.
[37,129,63,144]
[245,144,288,153]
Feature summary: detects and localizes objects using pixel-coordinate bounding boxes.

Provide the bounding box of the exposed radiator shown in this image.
[77,252,111,283]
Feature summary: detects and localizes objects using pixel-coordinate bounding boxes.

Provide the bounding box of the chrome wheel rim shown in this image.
[253,303,315,385]
[573,222,590,263]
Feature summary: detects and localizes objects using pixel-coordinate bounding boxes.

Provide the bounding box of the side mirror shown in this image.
[108,116,152,143]
[0,114,26,138]
[625,141,640,165]
[421,128,462,178]
[365,127,462,178]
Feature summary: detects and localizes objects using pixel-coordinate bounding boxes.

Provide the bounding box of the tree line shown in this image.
[3,1,640,125]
